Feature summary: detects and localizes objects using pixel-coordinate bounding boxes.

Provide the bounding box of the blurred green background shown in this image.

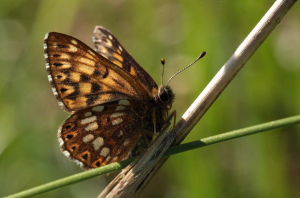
[1,0,300,197]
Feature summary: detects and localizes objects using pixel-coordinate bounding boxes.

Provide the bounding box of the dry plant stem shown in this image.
[99,126,176,198]
[102,0,297,197]
[176,0,297,142]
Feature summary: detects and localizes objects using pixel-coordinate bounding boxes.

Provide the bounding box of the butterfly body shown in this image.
[44,26,174,169]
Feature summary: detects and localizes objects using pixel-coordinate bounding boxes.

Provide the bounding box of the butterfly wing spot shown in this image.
[98,46,108,54]
[81,152,90,161]
[79,82,92,94]
[112,118,123,125]
[93,137,104,150]
[74,159,84,167]
[84,111,92,117]
[80,74,90,82]
[130,65,138,76]
[92,105,104,112]
[77,57,96,66]
[100,147,110,157]
[118,99,130,106]
[62,150,71,157]
[113,52,124,62]
[70,72,81,82]
[68,45,78,52]
[57,44,69,49]
[91,83,101,93]
[87,49,97,57]
[55,73,67,81]
[51,87,58,96]
[123,139,130,146]
[59,85,75,95]
[118,45,123,52]
[115,105,125,111]
[112,60,122,67]
[47,75,53,82]
[81,115,97,124]
[66,134,75,140]
[85,122,98,131]
[53,62,63,67]
[106,36,113,46]
[110,112,125,118]
[118,130,124,137]
[70,144,78,152]
[76,64,95,75]
[83,134,94,143]
[106,156,112,162]
[70,39,78,45]
[53,62,72,69]
[58,53,71,60]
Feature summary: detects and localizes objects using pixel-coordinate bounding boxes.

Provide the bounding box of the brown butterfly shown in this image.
[44,26,175,169]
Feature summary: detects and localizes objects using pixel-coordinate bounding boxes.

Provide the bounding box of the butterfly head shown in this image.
[157,85,174,110]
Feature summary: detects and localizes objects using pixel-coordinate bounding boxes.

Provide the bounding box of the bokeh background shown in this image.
[1,0,300,197]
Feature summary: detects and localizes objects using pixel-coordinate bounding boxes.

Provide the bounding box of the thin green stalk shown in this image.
[5,114,300,198]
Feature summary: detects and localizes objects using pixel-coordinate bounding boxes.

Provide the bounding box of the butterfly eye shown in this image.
[158,87,170,102]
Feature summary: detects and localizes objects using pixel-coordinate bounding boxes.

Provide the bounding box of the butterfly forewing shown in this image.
[93,26,158,92]
[44,32,151,112]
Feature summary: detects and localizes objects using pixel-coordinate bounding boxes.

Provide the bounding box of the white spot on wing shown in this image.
[68,45,78,52]
[118,100,130,106]
[62,150,70,157]
[52,87,58,96]
[92,105,104,112]
[71,39,78,45]
[115,106,125,111]
[44,33,50,40]
[118,45,123,52]
[81,116,97,124]
[85,122,98,131]
[93,137,104,150]
[58,137,64,146]
[84,112,92,117]
[58,101,64,107]
[110,112,125,118]
[83,134,94,142]
[100,147,110,157]
[106,155,111,161]
[48,75,53,82]
[74,159,84,167]
[123,139,130,146]
[112,118,123,125]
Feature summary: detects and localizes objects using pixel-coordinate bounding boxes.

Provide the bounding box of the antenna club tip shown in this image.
[199,51,206,59]
[161,58,165,65]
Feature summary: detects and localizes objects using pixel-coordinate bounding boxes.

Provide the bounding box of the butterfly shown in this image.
[44,26,175,169]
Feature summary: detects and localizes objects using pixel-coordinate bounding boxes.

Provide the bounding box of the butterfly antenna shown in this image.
[166,51,206,86]
[161,58,166,86]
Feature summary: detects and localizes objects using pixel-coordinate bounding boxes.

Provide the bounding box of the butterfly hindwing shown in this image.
[59,100,145,168]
